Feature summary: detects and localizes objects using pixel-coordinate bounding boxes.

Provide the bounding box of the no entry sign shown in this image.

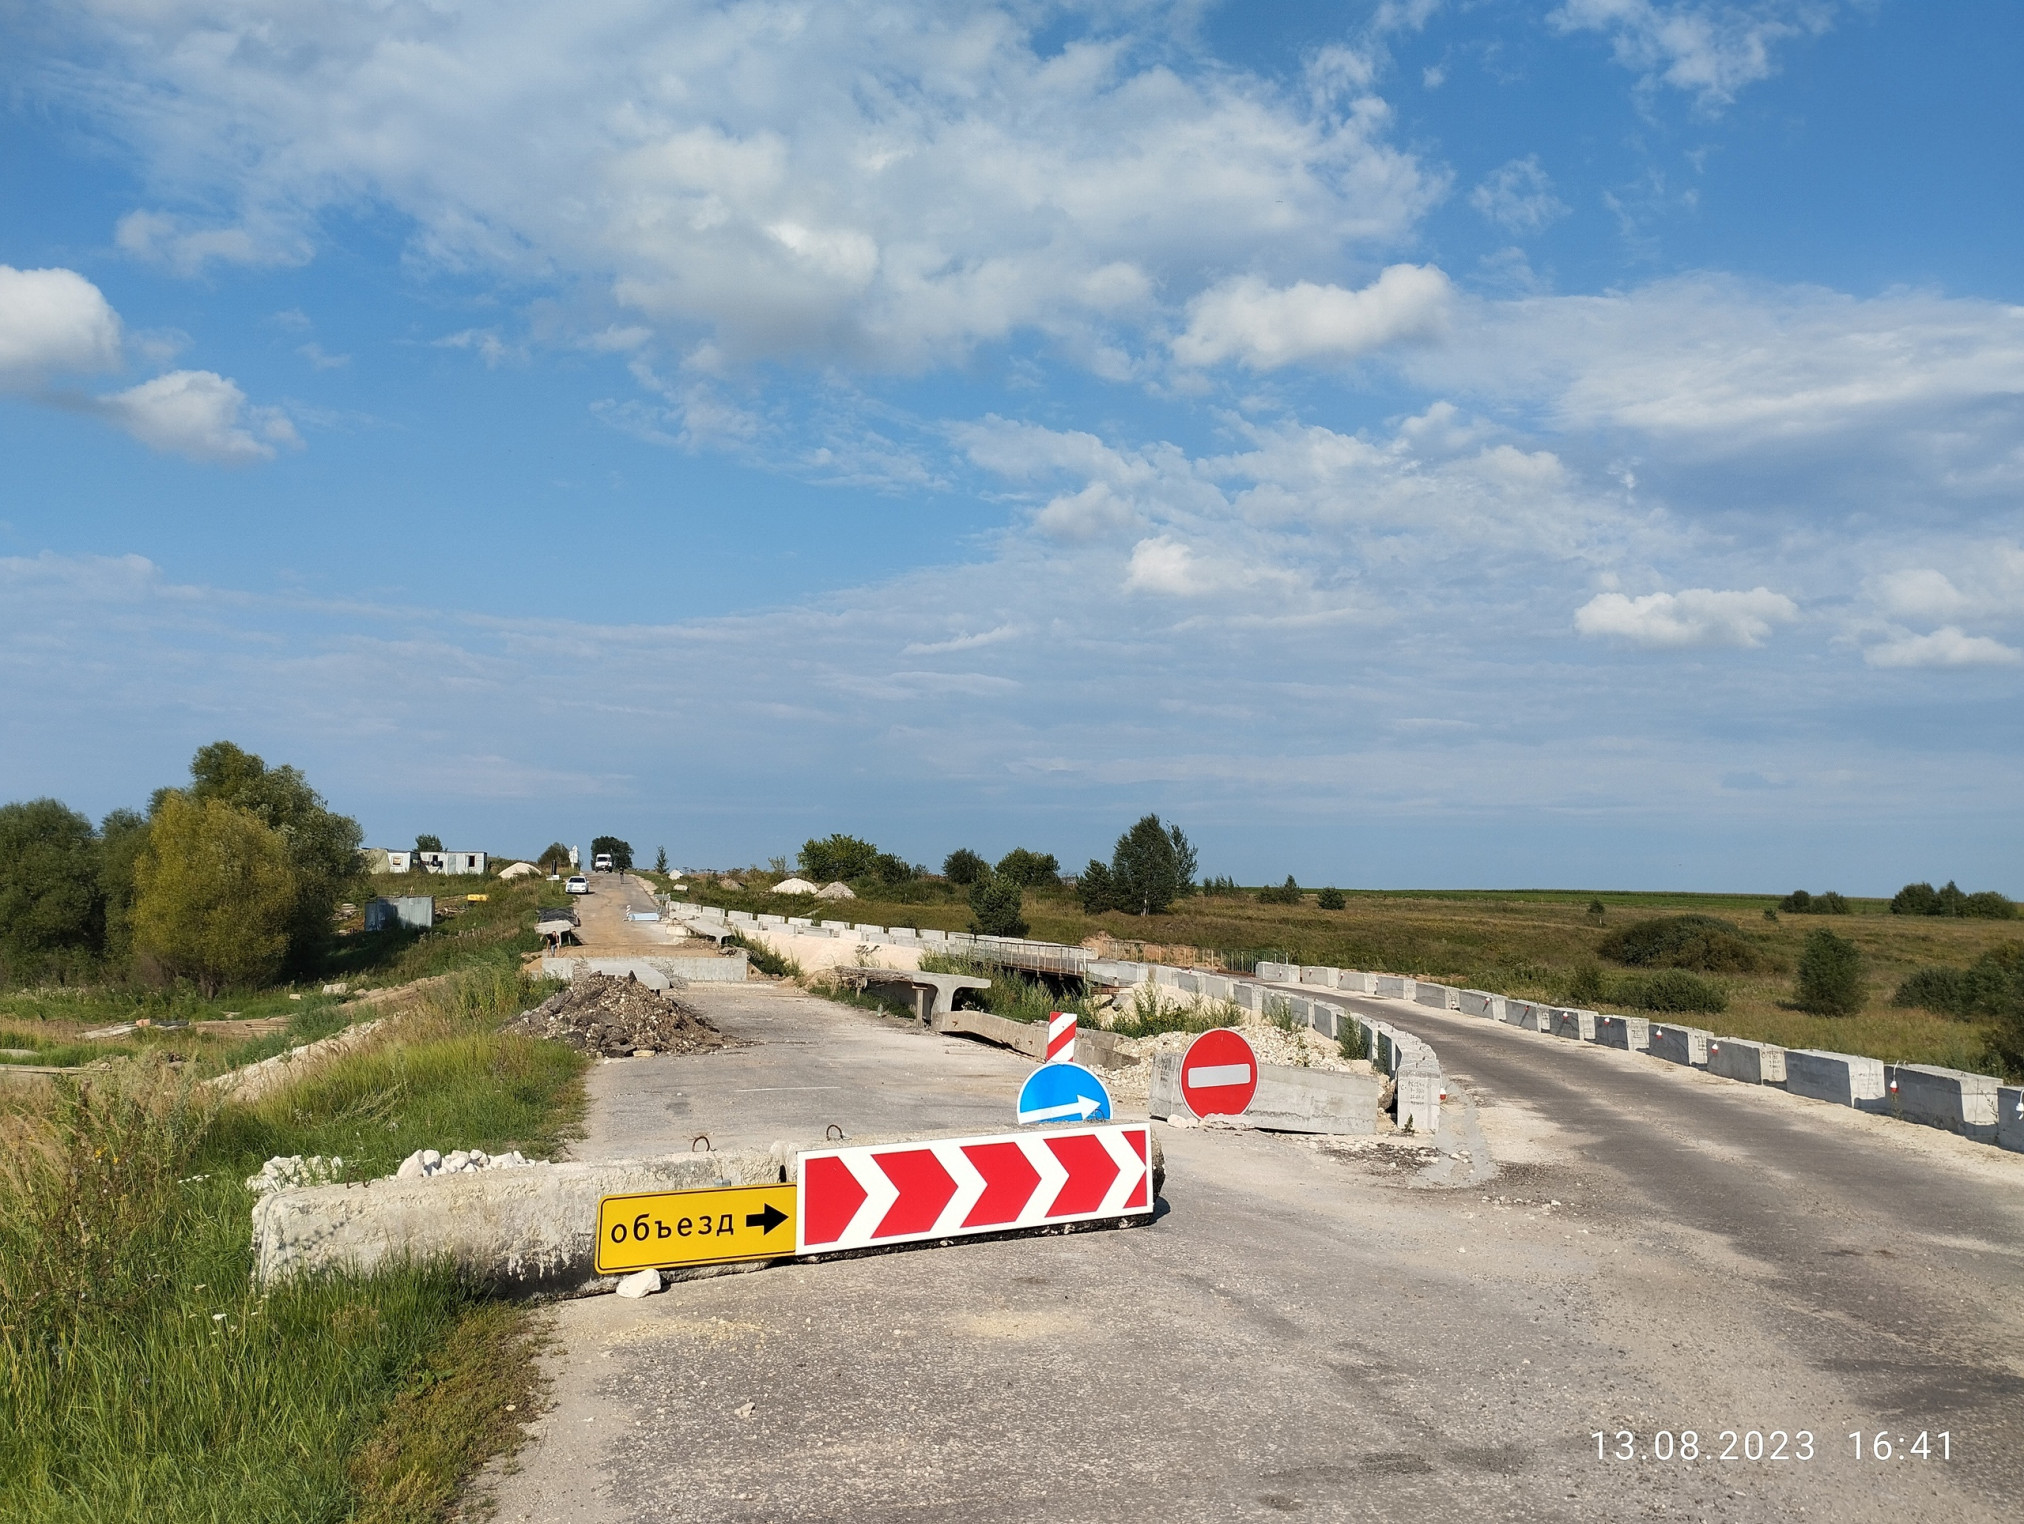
[1180,1027,1258,1117]
[796,1124,1152,1254]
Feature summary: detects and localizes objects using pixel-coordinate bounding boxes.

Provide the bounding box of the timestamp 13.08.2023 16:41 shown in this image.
[1592,1431,1954,1462]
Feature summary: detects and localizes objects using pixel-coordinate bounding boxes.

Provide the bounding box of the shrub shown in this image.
[1316,887,1345,910]
[1586,898,1605,922]
[1597,915,1762,973]
[942,848,987,885]
[967,877,1028,938]
[1562,962,1606,1007]
[1256,876,1303,906]
[1200,875,1242,897]
[870,853,917,886]
[1778,889,1848,914]
[1893,966,1968,1016]
[1794,928,1865,1016]
[994,848,1060,887]
[1612,969,1728,1015]
[1076,860,1117,914]
[1891,880,2016,918]
[799,834,881,883]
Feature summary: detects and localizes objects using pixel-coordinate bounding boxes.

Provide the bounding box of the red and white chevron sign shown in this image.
[796,1124,1152,1254]
[1046,1011,1077,1062]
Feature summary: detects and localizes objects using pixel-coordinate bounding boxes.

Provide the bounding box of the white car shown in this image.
[565,875,589,894]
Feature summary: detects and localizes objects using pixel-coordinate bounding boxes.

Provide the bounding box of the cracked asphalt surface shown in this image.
[482,981,2024,1524]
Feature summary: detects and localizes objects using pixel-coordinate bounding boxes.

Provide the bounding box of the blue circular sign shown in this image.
[1016,1062,1113,1125]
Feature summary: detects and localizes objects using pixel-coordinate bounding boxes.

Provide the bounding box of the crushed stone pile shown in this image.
[395,1147,530,1179]
[1104,1019,1370,1101]
[506,971,731,1058]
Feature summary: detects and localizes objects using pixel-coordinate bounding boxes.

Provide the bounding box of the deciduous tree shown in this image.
[131,794,296,994]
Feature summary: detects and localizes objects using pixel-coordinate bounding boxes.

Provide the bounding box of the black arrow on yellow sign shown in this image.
[745,1203,790,1234]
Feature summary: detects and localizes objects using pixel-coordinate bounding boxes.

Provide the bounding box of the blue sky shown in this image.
[2,0,2020,892]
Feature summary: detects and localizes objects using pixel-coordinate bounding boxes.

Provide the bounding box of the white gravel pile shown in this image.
[395,1147,532,1179]
[1104,1019,1369,1101]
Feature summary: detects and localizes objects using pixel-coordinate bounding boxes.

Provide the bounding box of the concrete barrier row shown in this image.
[1265,958,2024,1155]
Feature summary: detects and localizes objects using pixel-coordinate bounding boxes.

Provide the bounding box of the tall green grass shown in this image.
[916,953,1094,1026]
[0,963,584,1522]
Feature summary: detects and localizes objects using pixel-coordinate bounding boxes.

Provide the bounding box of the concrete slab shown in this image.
[1648,1024,1711,1067]
[1549,1008,1597,1042]
[1885,1064,2001,1140]
[1784,1049,1887,1109]
[1374,975,1410,998]
[2000,1087,2024,1154]
[1413,982,1453,1010]
[1394,1060,1442,1135]
[1337,970,1375,994]
[1149,1052,1379,1134]
[930,1008,1126,1070]
[1299,966,1338,988]
[1458,990,1504,1019]
[1254,960,1297,982]
[1595,1015,1650,1052]
[541,955,750,986]
[1706,1037,1786,1085]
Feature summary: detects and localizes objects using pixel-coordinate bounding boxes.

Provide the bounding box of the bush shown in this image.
[994,848,1060,887]
[1562,962,1606,1007]
[800,834,881,883]
[1075,860,1117,914]
[1893,965,1968,1016]
[1597,914,1762,973]
[0,798,104,968]
[1794,928,1865,1016]
[1316,887,1345,910]
[1200,875,1242,897]
[1890,880,2016,918]
[1256,876,1303,906]
[967,877,1028,938]
[942,848,987,885]
[1892,946,2024,1020]
[1586,898,1606,922]
[1778,889,1848,914]
[1612,969,1729,1015]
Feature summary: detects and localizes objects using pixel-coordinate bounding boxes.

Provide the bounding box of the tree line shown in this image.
[0,742,363,994]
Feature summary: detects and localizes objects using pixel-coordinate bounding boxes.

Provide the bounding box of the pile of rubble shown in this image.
[395,1147,530,1178]
[1103,1019,1370,1102]
[506,971,731,1058]
[245,1155,345,1195]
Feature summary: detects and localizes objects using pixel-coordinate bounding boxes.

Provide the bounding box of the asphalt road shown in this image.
[484,981,2024,1524]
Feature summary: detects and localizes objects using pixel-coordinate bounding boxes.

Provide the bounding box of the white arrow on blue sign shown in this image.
[1016,1061,1113,1125]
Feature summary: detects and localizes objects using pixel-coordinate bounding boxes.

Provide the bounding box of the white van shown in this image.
[593,853,614,873]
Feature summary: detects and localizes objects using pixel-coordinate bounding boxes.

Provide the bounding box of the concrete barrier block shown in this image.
[1705,1037,1785,1085]
[728,910,754,924]
[1549,1008,1597,1042]
[254,1148,787,1294]
[1152,1054,1380,1134]
[1595,1015,1650,1052]
[1412,983,1450,1010]
[1998,1087,2024,1154]
[1648,1024,1711,1067]
[1458,990,1500,1018]
[1395,1060,1442,1136]
[1885,1064,2001,1139]
[1254,961,1297,983]
[1298,966,1337,988]
[1335,970,1373,994]
[1373,975,1405,998]
[1784,1050,1886,1108]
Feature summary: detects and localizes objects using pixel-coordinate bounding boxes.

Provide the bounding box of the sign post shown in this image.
[1046,1011,1077,1063]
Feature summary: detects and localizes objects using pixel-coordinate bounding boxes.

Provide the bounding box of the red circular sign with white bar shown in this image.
[1180,1027,1258,1117]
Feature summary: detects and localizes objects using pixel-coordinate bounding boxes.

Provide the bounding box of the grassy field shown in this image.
[677,875,2021,1076]
[0,878,585,1522]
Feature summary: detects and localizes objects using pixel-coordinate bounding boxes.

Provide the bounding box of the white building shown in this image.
[369,849,489,875]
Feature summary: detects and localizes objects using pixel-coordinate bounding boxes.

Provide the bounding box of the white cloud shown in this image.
[1864,627,2023,670]
[0,266,123,383]
[1549,0,1840,110]
[0,265,291,463]
[1866,547,2024,624]
[90,371,300,464]
[1413,277,2024,456]
[54,1,1440,373]
[1174,265,1453,370]
[1469,157,1570,234]
[1574,586,1797,648]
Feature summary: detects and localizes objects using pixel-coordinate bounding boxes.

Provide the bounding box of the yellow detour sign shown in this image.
[595,1183,799,1274]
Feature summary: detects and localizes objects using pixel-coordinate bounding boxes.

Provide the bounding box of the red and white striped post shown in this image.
[1046,1011,1077,1063]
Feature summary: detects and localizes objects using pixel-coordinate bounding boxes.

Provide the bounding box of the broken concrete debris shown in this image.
[246,1155,346,1195]
[396,1147,532,1179]
[615,1268,663,1299]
